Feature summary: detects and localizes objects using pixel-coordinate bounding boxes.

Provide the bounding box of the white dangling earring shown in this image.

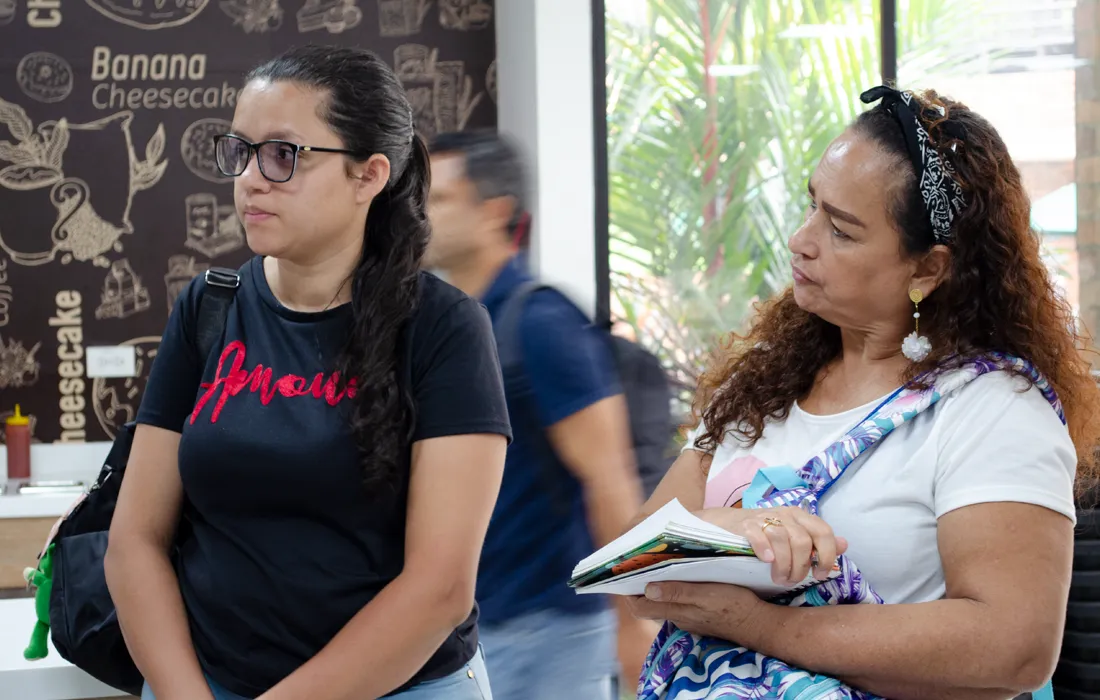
[902,289,932,362]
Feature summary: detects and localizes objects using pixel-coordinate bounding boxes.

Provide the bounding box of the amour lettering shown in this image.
[190,341,357,424]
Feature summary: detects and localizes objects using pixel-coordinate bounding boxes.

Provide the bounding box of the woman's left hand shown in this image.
[625,582,769,643]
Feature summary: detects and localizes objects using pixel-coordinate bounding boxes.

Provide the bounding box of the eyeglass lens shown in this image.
[215,136,297,182]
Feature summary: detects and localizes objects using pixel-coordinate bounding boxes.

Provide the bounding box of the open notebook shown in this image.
[569,499,838,598]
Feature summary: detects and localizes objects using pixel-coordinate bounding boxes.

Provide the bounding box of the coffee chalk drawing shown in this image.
[165,254,209,312]
[84,0,210,30]
[221,0,283,32]
[297,0,360,33]
[397,49,482,140]
[92,335,159,439]
[0,333,41,389]
[0,260,11,327]
[0,0,15,25]
[185,192,244,257]
[0,98,168,267]
[17,52,74,104]
[438,0,489,31]
[395,43,437,82]
[95,258,151,320]
[377,0,429,37]
[181,117,232,183]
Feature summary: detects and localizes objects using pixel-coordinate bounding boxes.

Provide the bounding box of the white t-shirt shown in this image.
[686,371,1078,604]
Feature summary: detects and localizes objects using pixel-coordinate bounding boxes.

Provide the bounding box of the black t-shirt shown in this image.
[135,256,511,697]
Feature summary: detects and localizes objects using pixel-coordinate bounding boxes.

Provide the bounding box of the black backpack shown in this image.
[495,281,675,497]
[44,267,240,695]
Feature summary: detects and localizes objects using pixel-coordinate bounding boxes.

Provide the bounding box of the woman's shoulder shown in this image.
[409,271,490,338]
[937,361,1061,415]
[922,359,1078,523]
[403,272,499,391]
[416,269,482,314]
[931,361,1069,444]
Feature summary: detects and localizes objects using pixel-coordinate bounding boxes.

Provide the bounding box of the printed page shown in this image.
[576,556,823,598]
[572,499,751,578]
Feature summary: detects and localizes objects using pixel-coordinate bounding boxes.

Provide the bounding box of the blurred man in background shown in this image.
[425,130,656,699]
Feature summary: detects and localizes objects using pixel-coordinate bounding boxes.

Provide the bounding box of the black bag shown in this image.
[495,281,675,498]
[47,267,240,696]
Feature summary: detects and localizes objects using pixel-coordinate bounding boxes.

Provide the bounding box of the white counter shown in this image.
[0,494,84,520]
[0,442,110,520]
[0,598,130,699]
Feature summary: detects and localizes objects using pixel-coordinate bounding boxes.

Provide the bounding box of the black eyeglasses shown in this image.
[212,134,354,183]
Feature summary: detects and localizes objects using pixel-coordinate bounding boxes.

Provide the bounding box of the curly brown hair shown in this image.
[690,89,1100,498]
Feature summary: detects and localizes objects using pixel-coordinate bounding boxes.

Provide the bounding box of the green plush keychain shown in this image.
[23,542,54,661]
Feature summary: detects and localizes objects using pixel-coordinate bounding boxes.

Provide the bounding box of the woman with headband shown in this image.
[624,86,1100,699]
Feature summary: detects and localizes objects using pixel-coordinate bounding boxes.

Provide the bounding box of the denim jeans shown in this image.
[140,647,492,700]
[478,607,617,700]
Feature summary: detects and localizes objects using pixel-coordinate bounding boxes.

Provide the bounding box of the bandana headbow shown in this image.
[860,85,968,245]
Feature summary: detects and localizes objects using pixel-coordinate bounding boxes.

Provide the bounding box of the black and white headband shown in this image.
[860,85,968,245]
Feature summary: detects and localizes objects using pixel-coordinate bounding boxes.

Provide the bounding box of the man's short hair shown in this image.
[429,130,528,237]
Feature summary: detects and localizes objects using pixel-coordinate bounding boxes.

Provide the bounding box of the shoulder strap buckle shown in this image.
[205,268,240,290]
[196,266,241,359]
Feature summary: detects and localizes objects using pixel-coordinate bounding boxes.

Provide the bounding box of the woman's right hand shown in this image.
[694,506,848,586]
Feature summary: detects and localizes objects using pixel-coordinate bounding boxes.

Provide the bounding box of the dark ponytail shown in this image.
[342,133,429,493]
[245,45,431,493]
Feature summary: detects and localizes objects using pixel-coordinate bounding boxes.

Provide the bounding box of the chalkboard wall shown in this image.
[0,0,497,443]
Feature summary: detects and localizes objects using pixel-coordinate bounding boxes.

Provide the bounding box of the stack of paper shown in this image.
[569,499,837,598]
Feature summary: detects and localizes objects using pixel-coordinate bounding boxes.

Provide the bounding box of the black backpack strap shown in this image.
[495,280,557,373]
[195,267,240,359]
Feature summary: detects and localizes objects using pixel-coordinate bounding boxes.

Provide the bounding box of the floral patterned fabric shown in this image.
[637,353,1063,700]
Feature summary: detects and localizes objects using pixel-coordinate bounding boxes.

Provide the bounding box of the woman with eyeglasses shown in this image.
[104,45,510,700]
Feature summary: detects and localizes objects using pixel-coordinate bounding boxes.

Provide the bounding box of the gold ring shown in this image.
[761,516,783,532]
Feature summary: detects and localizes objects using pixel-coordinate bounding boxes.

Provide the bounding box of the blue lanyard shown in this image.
[855,383,909,426]
[809,382,911,503]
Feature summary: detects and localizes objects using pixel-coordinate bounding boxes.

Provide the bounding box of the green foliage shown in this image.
[606,0,995,411]
[608,0,879,407]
